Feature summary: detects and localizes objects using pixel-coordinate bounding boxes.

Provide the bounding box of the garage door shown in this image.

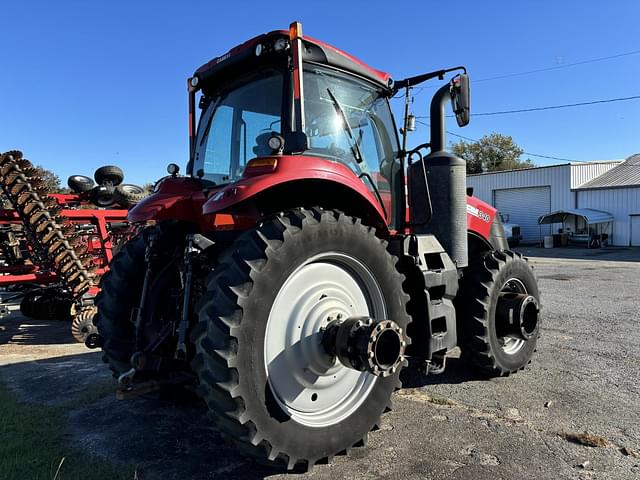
[630,215,640,246]
[494,186,551,243]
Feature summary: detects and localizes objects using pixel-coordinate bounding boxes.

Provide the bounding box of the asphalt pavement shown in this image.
[0,246,638,479]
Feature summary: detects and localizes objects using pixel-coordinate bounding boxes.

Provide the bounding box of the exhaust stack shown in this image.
[408,82,469,268]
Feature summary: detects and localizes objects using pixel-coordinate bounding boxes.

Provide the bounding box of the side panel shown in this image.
[466,195,497,240]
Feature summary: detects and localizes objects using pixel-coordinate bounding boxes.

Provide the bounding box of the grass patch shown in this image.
[0,383,133,480]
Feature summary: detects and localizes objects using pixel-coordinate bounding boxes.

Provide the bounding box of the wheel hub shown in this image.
[496,292,539,340]
[264,253,387,427]
[497,277,538,354]
[322,316,406,377]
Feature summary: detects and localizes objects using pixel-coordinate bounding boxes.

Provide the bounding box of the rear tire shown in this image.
[456,250,540,376]
[191,208,411,470]
[95,224,187,377]
[94,234,146,375]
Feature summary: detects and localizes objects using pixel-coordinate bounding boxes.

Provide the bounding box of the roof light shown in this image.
[289,21,303,40]
[255,43,263,57]
[273,38,289,52]
[167,163,180,176]
[267,135,285,154]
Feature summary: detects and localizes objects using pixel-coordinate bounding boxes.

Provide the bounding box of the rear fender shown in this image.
[203,155,388,230]
[128,176,208,228]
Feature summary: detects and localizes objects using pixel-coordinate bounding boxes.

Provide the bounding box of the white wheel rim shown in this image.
[500,277,528,354]
[264,252,385,428]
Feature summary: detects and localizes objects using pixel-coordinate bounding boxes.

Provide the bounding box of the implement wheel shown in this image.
[94,165,124,186]
[191,208,411,470]
[456,250,541,376]
[71,307,97,343]
[113,184,147,207]
[67,175,95,193]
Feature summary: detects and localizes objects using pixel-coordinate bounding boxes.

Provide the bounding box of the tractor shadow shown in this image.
[0,314,481,479]
[0,351,285,480]
[67,388,283,479]
[0,311,76,346]
[400,356,480,388]
[0,314,282,479]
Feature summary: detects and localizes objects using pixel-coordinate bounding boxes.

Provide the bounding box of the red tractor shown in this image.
[93,22,540,470]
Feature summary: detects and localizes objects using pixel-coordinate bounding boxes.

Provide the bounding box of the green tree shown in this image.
[32,165,65,192]
[451,132,534,174]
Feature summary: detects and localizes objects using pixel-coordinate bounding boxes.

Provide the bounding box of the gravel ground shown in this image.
[0,246,638,479]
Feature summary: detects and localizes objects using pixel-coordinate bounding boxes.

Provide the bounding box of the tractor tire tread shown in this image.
[191,207,410,470]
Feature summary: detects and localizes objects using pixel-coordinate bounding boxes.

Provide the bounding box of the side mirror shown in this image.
[450,74,470,127]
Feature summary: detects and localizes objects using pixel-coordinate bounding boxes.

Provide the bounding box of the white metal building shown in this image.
[467,155,640,246]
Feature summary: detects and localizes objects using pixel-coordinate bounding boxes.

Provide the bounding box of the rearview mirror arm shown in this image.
[394,66,466,92]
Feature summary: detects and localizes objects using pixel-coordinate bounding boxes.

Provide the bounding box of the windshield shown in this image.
[193,69,284,184]
[303,65,400,219]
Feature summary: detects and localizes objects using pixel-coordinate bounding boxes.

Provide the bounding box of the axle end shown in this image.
[322,316,406,377]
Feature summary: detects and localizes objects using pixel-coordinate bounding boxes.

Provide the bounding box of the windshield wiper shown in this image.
[326,88,364,164]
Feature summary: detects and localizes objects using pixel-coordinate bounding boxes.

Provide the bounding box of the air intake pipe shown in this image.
[408,82,468,268]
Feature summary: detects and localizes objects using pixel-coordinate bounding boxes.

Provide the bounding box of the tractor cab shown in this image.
[186,24,402,226]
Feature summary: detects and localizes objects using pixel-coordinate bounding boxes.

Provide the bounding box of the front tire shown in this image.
[191,208,411,470]
[456,250,540,376]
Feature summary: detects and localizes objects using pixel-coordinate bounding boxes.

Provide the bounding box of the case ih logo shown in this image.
[467,204,491,223]
[216,52,231,64]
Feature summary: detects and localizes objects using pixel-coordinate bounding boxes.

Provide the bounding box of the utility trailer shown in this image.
[92,22,541,471]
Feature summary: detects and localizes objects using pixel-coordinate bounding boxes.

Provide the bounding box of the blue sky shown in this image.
[2,1,639,185]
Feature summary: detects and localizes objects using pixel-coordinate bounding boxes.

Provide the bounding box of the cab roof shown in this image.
[193,29,392,90]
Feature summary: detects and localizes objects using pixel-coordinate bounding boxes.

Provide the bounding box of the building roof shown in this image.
[538,208,614,225]
[576,154,640,189]
[466,160,620,177]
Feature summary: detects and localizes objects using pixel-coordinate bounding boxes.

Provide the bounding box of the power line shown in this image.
[403,48,640,96]
[414,119,596,163]
[469,95,640,117]
[415,94,640,119]
[474,49,640,83]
